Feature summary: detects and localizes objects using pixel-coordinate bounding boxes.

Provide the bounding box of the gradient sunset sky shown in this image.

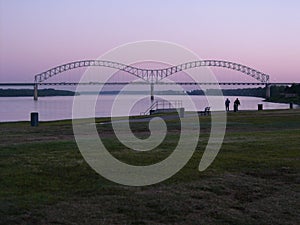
[0,0,299,83]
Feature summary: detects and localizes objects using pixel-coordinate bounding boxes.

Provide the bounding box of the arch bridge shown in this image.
[33,60,270,100]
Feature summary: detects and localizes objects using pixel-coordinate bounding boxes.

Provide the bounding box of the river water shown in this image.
[0,95,294,122]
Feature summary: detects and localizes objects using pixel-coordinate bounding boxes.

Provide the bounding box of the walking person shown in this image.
[225,98,230,111]
[234,98,240,112]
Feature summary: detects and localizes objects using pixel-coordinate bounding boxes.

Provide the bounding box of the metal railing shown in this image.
[141,100,183,115]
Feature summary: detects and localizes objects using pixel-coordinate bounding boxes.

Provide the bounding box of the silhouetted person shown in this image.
[225,98,230,111]
[234,98,240,112]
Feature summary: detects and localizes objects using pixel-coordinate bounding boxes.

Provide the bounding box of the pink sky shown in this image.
[0,0,300,83]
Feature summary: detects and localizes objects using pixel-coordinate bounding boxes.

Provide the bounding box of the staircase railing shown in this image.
[140,101,158,115]
[141,100,183,115]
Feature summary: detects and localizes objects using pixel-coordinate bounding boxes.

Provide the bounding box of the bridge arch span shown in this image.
[34,59,270,84]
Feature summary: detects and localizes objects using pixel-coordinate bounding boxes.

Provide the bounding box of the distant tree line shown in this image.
[283,84,300,94]
[268,84,300,104]
[186,89,205,95]
[206,87,266,97]
[186,84,300,104]
[187,87,267,97]
[0,89,76,97]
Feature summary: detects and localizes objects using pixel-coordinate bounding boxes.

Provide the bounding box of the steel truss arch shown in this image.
[34,60,269,83]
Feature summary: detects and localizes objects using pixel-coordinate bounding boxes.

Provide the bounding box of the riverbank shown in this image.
[266,96,300,105]
[0,109,299,224]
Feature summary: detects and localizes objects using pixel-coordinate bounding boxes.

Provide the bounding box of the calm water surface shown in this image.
[0,95,294,122]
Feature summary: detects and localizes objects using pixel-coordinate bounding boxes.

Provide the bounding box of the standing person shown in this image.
[225,98,230,111]
[234,98,240,112]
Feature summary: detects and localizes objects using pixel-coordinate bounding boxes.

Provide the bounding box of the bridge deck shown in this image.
[0,82,296,86]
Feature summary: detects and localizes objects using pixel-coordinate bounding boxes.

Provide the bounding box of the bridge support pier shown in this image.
[150,83,154,102]
[34,83,38,101]
[265,84,271,99]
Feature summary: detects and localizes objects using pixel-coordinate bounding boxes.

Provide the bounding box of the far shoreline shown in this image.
[0,88,77,97]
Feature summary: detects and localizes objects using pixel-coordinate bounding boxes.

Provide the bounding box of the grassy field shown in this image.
[0,109,299,224]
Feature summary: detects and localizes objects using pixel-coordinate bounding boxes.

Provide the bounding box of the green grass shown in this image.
[0,109,299,224]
